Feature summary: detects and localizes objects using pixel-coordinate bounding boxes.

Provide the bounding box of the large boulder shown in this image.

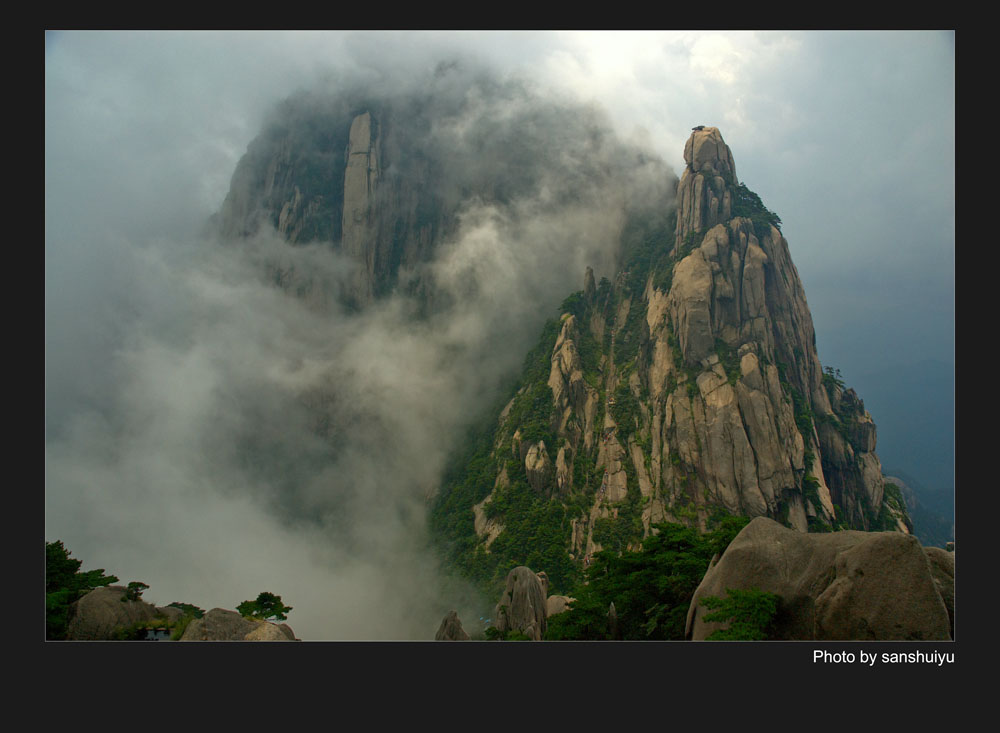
[435,610,471,641]
[494,566,548,641]
[66,585,170,640]
[180,608,296,641]
[686,517,953,640]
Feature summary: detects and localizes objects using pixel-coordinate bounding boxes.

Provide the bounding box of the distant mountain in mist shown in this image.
[211,64,670,312]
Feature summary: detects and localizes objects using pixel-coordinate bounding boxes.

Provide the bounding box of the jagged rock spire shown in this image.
[675,126,737,246]
[683,126,737,181]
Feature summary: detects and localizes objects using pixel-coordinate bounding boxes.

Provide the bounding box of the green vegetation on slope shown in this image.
[619,208,676,298]
[700,587,780,640]
[429,202,705,602]
[429,311,578,597]
[731,182,783,239]
[545,512,750,640]
[876,481,910,532]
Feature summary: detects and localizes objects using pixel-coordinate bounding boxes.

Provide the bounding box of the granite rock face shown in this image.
[467,126,902,581]
[676,126,736,244]
[685,517,952,640]
[922,546,956,638]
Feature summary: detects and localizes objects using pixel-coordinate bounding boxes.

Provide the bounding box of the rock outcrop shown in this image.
[435,610,471,641]
[483,567,580,640]
[179,608,297,641]
[675,126,737,245]
[493,566,549,641]
[685,517,953,640]
[66,585,183,640]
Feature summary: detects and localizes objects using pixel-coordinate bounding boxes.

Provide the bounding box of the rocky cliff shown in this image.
[214,94,442,309]
[432,126,909,596]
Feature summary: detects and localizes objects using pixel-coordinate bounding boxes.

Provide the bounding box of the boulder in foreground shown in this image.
[685,517,953,640]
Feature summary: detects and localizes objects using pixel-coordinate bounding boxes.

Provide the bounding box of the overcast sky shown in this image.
[44,31,955,639]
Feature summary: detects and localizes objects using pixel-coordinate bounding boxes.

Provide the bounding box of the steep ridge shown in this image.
[431,126,910,596]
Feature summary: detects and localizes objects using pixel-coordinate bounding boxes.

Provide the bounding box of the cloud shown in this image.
[45,44,676,638]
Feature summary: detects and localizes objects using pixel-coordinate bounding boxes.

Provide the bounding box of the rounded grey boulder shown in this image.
[686,517,953,640]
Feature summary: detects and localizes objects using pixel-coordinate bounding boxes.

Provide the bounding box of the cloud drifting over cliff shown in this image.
[45,31,954,638]
[45,36,676,638]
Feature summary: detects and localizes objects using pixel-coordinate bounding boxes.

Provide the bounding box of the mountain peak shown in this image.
[433,121,907,597]
[683,126,737,182]
[675,126,738,244]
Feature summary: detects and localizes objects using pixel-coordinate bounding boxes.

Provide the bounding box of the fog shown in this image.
[45,35,674,638]
[45,31,955,639]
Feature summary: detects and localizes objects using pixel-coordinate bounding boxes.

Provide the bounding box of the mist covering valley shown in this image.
[45,32,955,640]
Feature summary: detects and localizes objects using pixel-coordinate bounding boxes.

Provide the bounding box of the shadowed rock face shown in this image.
[685,517,953,640]
[435,610,471,640]
[494,566,548,640]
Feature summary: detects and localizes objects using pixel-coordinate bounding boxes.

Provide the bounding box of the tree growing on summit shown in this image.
[167,601,205,618]
[237,591,293,622]
[123,581,150,602]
